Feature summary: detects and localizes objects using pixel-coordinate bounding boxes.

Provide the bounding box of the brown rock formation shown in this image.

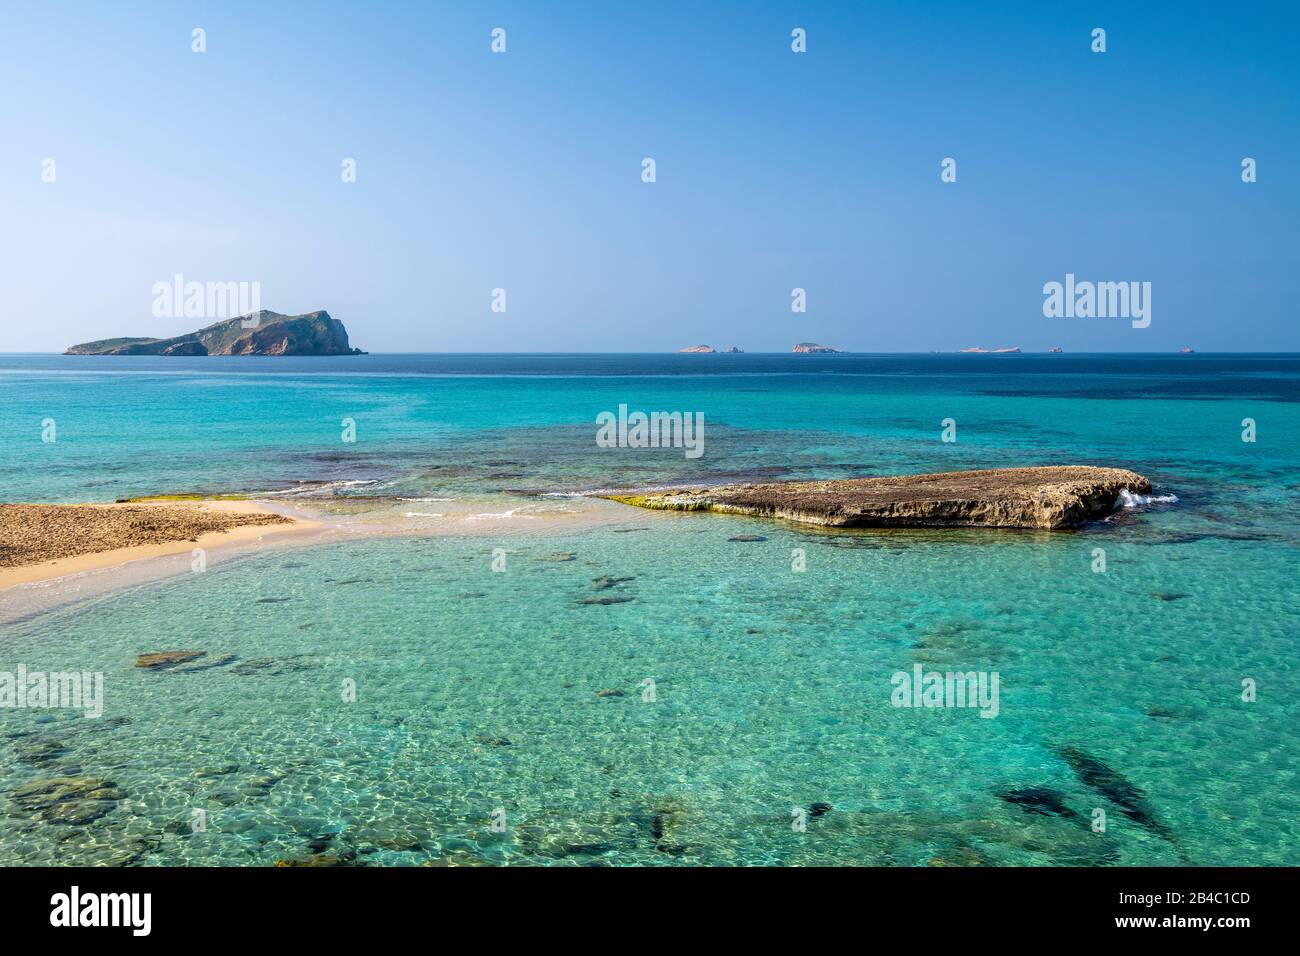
[601,466,1152,530]
[65,310,364,356]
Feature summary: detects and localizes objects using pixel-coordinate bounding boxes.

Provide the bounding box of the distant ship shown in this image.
[1048,347,1063,353]
[1179,347,1195,354]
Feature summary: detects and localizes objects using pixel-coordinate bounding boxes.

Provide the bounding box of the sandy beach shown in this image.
[0,499,319,590]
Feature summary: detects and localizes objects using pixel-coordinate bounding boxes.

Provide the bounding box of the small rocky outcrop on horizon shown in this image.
[65,310,365,356]
[792,342,843,353]
[678,344,715,353]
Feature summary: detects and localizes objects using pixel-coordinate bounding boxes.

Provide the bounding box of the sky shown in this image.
[2,0,1297,353]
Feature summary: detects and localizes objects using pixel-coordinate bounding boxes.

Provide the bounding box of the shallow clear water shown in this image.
[1,354,1297,865]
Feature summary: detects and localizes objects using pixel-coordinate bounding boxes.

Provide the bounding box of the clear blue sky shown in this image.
[3,0,1297,352]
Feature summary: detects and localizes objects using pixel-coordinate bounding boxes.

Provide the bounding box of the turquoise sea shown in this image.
[1,353,1297,866]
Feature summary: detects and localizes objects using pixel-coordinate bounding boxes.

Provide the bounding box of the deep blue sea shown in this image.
[1,353,1297,865]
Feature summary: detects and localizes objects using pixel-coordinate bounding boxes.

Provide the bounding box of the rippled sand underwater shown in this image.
[2,508,1295,866]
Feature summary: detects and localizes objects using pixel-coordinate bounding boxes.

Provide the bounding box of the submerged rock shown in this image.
[239,771,286,799]
[927,846,990,866]
[14,739,73,766]
[168,654,238,674]
[578,595,635,605]
[590,576,634,590]
[512,810,640,860]
[1145,705,1198,720]
[136,650,205,669]
[275,849,357,867]
[194,763,240,778]
[997,787,1079,819]
[353,823,430,852]
[10,775,124,825]
[1055,746,1176,843]
[783,806,1118,866]
[602,466,1152,530]
[230,655,315,676]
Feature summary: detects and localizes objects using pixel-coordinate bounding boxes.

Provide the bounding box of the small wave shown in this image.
[465,508,537,520]
[399,497,456,502]
[259,479,384,498]
[403,512,444,518]
[1118,488,1179,509]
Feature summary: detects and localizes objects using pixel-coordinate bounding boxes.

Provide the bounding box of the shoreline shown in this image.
[0,495,657,624]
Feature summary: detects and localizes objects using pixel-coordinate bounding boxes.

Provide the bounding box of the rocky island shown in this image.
[792,342,843,353]
[602,466,1152,530]
[64,310,365,356]
[678,345,715,353]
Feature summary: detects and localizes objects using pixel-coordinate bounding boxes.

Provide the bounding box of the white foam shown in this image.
[465,508,537,520]
[1118,488,1179,509]
[259,479,383,498]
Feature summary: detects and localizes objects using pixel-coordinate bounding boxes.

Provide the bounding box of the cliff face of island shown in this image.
[65,311,365,356]
[792,342,843,353]
[602,466,1152,530]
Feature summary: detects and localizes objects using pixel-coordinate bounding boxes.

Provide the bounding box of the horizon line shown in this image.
[6,350,1300,357]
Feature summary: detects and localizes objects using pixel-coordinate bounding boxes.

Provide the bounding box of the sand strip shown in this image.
[0,500,319,590]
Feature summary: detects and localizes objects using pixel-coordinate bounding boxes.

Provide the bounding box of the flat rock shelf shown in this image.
[601,466,1152,530]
